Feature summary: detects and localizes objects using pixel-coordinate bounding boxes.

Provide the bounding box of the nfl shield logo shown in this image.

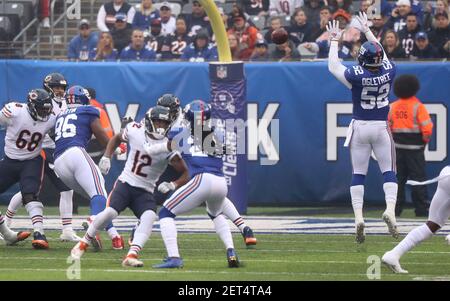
[217,66,227,79]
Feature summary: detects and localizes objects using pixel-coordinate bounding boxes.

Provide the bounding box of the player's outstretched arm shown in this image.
[170,155,190,189]
[356,12,388,61]
[91,117,110,148]
[104,133,124,159]
[327,20,352,89]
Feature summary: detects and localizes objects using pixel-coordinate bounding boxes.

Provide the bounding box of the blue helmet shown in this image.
[357,41,384,68]
[65,85,90,106]
[184,100,211,133]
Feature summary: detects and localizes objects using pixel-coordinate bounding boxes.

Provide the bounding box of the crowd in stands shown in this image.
[67,0,450,62]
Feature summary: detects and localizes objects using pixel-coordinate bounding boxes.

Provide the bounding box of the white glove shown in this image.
[356,11,370,33]
[158,182,176,194]
[326,20,344,41]
[143,141,168,156]
[98,156,111,175]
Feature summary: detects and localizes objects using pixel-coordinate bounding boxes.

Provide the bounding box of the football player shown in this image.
[72,106,189,267]
[382,165,450,273]
[0,89,56,249]
[148,100,240,269]
[53,85,124,250]
[327,12,398,243]
[157,94,257,246]
[5,73,80,242]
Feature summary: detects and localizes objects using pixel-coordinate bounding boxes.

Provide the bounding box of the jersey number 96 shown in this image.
[55,114,78,141]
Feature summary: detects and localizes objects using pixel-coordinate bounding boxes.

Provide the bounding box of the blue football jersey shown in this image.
[169,126,224,178]
[54,106,100,159]
[344,60,396,121]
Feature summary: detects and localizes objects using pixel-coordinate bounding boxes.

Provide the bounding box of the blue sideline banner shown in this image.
[209,62,247,213]
[0,60,448,206]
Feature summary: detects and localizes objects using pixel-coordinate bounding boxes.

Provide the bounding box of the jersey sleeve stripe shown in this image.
[1,108,12,118]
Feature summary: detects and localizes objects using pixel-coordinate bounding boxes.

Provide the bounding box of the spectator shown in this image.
[227,12,260,60]
[386,0,422,32]
[316,9,360,43]
[428,12,450,58]
[269,0,303,17]
[368,14,389,42]
[410,31,440,59]
[250,39,270,60]
[240,0,270,17]
[313,6,332,39]
[388,74,433,217]
[227,4,247,29]
[97,0,136,32]
[268,39,301,61]
[161,16,192,60]
[228,32,244,60]
[287,8,319,46]
[111,13,133,53]
[89,32,119,61]
[40,0,50,28]
[382,29,407,59]
[132,0,160,32]
[265,16,284,43]
[160,2,177,36]
[181,30,218,62]
[327,0,353,14]
[303,0,325,26]
[398,13,421,57]
[120,29,157,61]
[146,18,165,58]
[349,0,372,32]
[67,19,99,62]
[184,0,212,37]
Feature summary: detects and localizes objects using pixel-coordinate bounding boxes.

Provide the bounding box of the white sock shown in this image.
[25,201,44,234]
[212,214,235,250]
[7,192,22,219]
[159,217,180,258]
[221,198,246,232]
[59,190,74,230]
[107,227,120,239]
[350,185,364,224]
[383,182,398,214]
[0,213,16,239]
[391,224,433,258]
[84,207,118,243]
[128,210,157,256]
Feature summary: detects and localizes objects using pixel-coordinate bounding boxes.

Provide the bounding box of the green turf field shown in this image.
[1,206,449,281]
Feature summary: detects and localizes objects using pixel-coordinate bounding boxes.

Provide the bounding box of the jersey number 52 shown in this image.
[55,114,77,141]
[360,83,390,110]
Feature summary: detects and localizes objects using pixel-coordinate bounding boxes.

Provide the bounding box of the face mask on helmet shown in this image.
[145,106,172,140]
[43,73,68,101]
[27,89,53,122]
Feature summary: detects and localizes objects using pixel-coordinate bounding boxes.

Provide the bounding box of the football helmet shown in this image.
[43,73,68,101]
[27,88,53,122]
[144,105,172,139]
[358,41,384,68]
[65,85,90,106]
[156,94,181,122]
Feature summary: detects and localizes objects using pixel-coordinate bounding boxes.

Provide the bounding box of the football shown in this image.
[271,28,289,45]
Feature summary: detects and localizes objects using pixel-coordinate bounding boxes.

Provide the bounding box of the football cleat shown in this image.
[122,254,144,268]
[242,226,257,246]
[4,231,31,246]
[355,222,365,244]
[153,257,184,269]
[82,220,102,252]
[227,248,240,268]
[71,241,89,260]
[382,211,399,239]
[60,229,81,242]
[32,231,49,249]
[382,251,408,274]
[112,235,124,250]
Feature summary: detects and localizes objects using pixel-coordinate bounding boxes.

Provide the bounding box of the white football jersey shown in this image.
[42,99,67,149]
[269,0,303,16]
[118,121,179,193]
[0,102,56,160]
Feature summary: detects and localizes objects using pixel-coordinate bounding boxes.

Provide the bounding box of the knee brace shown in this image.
[22,193,38,205]
[158,207,176,219]
[383,171,397,183]
[351,174,366,186]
